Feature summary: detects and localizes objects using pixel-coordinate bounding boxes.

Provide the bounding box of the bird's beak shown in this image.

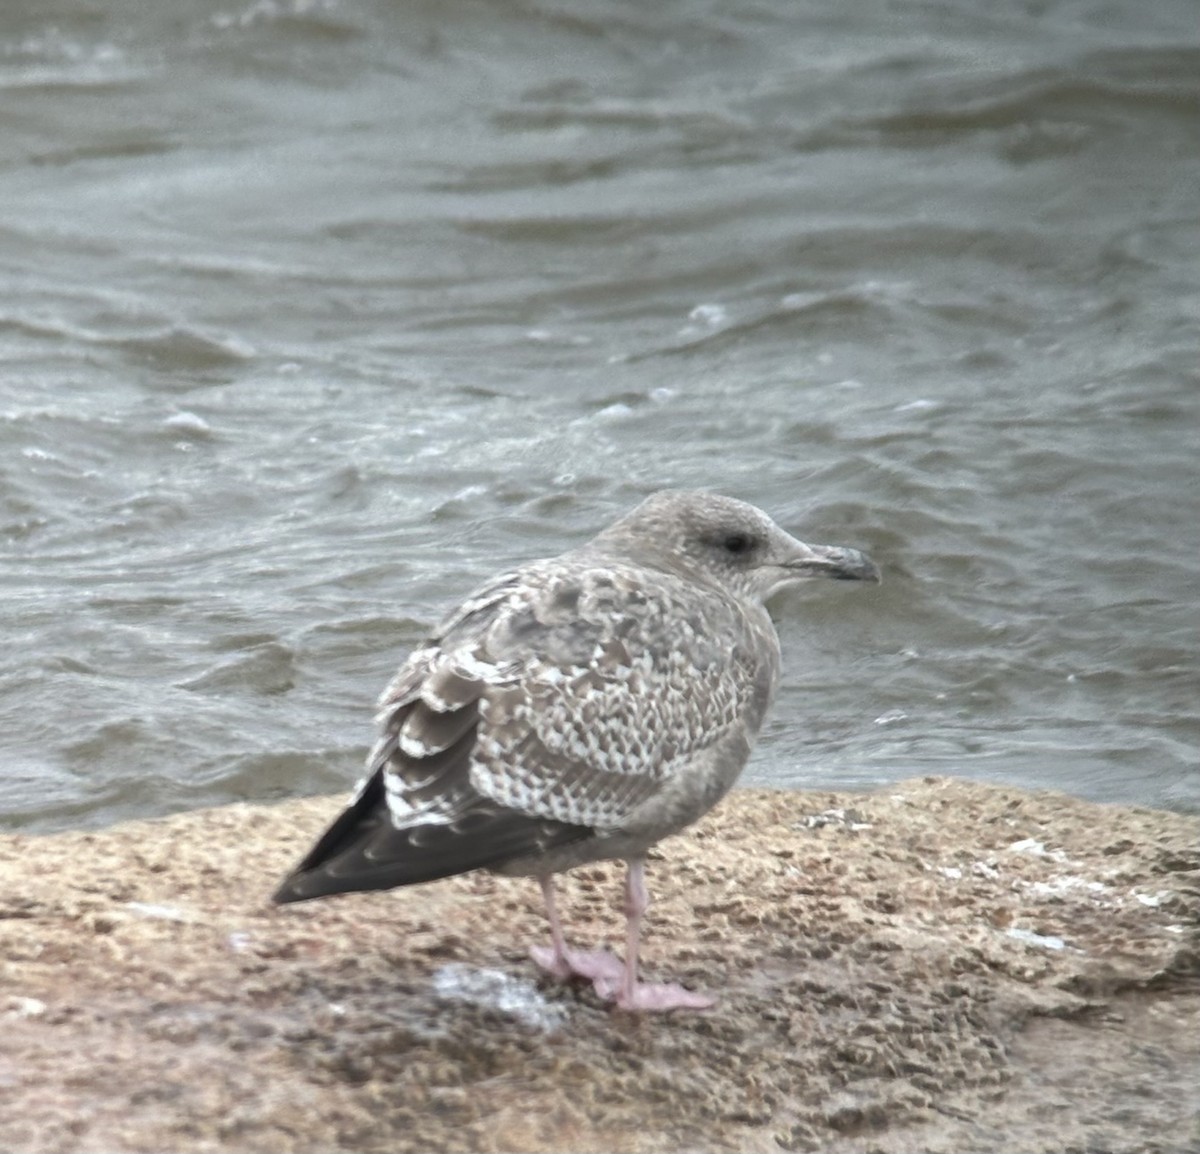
[781,541,881,583]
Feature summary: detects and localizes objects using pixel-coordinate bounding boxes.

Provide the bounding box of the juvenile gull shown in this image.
[274,490,880,1011]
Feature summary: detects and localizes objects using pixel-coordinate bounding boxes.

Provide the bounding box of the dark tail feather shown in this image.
[272,772,592,904]
[273,773,391,903]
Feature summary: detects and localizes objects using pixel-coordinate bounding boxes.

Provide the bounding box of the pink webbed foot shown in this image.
[532,865,713,1012]
[595,975,715,1013]
[529,944,626,985]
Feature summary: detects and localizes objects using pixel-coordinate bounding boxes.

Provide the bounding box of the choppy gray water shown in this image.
[2,0,1198,832]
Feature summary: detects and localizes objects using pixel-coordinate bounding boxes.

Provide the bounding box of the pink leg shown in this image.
[595,860,714,1013]
[529,874,624,985]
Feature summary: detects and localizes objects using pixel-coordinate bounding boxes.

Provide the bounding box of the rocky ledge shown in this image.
[1,777,1198,1153]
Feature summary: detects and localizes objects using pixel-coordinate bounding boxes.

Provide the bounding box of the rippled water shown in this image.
[2,0,1198,832]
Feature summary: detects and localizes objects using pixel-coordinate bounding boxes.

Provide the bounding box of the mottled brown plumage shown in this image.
[274,490,879,1011]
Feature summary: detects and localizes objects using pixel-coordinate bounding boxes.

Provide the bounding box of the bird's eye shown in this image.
[722,532,753,555]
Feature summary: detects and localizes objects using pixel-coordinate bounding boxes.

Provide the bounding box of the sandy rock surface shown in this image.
[2,777,1198,1153]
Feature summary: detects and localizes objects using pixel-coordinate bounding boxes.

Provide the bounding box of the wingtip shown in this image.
[271,873,313,905]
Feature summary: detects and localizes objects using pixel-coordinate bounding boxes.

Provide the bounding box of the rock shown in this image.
[1,776,1197,1153]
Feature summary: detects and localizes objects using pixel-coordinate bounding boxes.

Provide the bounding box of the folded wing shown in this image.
[273,561,762,903]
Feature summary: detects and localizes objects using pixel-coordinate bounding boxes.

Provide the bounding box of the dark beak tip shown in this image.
[824,547,881,584]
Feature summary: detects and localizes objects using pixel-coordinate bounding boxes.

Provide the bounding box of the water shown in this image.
[2,0,1198,832]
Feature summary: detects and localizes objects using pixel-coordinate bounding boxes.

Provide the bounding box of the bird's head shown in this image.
[592,489,880,604]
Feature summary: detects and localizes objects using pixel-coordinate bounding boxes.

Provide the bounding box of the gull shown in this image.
[274,490,879,1011]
